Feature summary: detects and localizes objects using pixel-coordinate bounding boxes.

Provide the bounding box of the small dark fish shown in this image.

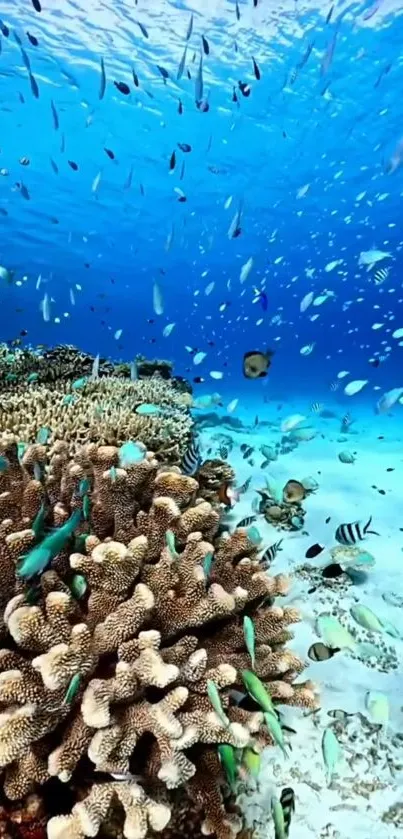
[29,72,39,98]
[252,57,261,80]
[0,20,9,36]
[279,788,295,838]
[242,446,254,460]
[68,160,78,171]
[178,99,183,114]
[261,540,283,567]
[19,92,25,103]
[27,32,38,46]
[170,150,176,171]
[186,13,193,41]
[326,5,334,24]
[114,80,130,95]
[60,133,65,153]
[18,182,30,200]
[181,439,201,476]
[31,0,42,10]
[374,62,392,89]
[178,143,191,152]
[253,0,258,6]
[237,515,256,528]
[335,516,379,546]
[325,516,331,524]
[50,157,58,174]
[187,69,192,80]
[202,35,210,55]
[180,161,185,180]
[236,1,241,20]
[135,20,149,38]
[132,68,139,87]
[157,65,169,82]
[19,156,30,166]
[238,80,251,97]
[99,57,106,99]
[195,53,204,105]
[308,642,340,662]
[322,563,344,579]
[104,147,115,159]
[305,543,325,559]
[51,99,59,130]
[193,376,204,384]
[124,165,133,189]
[177,46,187,81]
[232,87,239,103]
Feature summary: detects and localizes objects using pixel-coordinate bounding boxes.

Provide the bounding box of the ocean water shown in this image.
[1,2,403,837]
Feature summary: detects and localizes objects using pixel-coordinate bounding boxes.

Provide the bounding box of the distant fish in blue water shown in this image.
[335,517,379,546]
[135,19,149,39]
[99,57,106,99]
[252,288,268,311]
[177,46,187,80]
[31,0,42,10]
[186,13,193,41]
[27,31,38,47]
[51,100,59,131]
[373,267,389,285]
[202,35,210,55]
[252,57,261,80]
[114,80,130,95]
[311,402,325,414]
[181,439,201,475]
[340,412,353,431]
[195,53,204,106]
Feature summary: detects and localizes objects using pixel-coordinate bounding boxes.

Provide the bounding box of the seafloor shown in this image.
[199,398,403,839]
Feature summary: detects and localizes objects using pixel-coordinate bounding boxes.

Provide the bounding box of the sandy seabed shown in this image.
[199,398,403,839]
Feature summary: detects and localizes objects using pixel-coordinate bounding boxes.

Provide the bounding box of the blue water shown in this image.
[1,0,403,404]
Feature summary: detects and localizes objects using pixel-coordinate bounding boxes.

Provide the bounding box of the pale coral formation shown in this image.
[0,433,316,839]
[0,377,193,462]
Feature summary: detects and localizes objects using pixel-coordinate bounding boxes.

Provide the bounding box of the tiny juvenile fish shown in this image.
[207,679,229,727]
[335,516,379,545]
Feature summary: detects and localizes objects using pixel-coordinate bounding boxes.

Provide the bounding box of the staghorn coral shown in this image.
[0,377,193,463]
[0,433,317,839]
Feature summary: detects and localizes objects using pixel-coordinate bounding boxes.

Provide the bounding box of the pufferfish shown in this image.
[243,349,274,379]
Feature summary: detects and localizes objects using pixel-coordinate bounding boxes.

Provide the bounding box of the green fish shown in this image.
[165,529,178,558]
[365,691,389,726]
[135,402,162,416]
[241,670,276,714]
[242,746,261,778]
[74,533,87,553]
[36,426,51,445]
[243,616,255,669]
[31,502,47,541]
[247,525,262,545]
[17,441,28,462]
[264,711,287,755]
[316,614,356,651]
[207,679,230,728]
[350,604,384,633]
[217,744,237,787]
[62,394,75,406]
[109,465,117,482]
[72,377,88,390]
[79,477,91,497]
[202,551,214,578]
[27,372,39,383]
[17,508,81,579]
[271,795,287,839]
[70,573,87,599]
[5,372,18,383]
[0,455,9,472]
[322,727,341,785]
[82,494,90,521]
[63,672,83,705]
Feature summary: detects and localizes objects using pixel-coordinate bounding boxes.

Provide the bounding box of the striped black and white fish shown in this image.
[237,476,252,495]
[340,412,353,431]
[335,516,379,546]
[260,539,283,566]
[373,267,389,285]
[311,401,324,414]
[181,439,201,475]
[237,515,256,528]
[279,787,295,837]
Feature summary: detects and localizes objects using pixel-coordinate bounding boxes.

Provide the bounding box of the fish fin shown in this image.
[363,515,372,532]
[366,529,380,536]
[258,371,267,378]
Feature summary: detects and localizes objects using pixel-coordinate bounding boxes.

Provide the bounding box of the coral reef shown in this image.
[0,377,193,463]
[0,433,316,839]
[258,479,308,531]
[196,460,236,507]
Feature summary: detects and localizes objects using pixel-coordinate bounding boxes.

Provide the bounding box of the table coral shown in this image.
[0,377,193,463]
[0,433,317,839]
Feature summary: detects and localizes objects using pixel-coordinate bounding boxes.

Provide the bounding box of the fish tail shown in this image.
[364,516,379,536]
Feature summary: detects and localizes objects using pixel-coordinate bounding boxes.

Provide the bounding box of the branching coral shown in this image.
[0,377,193,463]
[0,433,317,839]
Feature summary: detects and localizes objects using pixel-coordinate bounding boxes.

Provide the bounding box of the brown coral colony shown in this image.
[0,362,317,839]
